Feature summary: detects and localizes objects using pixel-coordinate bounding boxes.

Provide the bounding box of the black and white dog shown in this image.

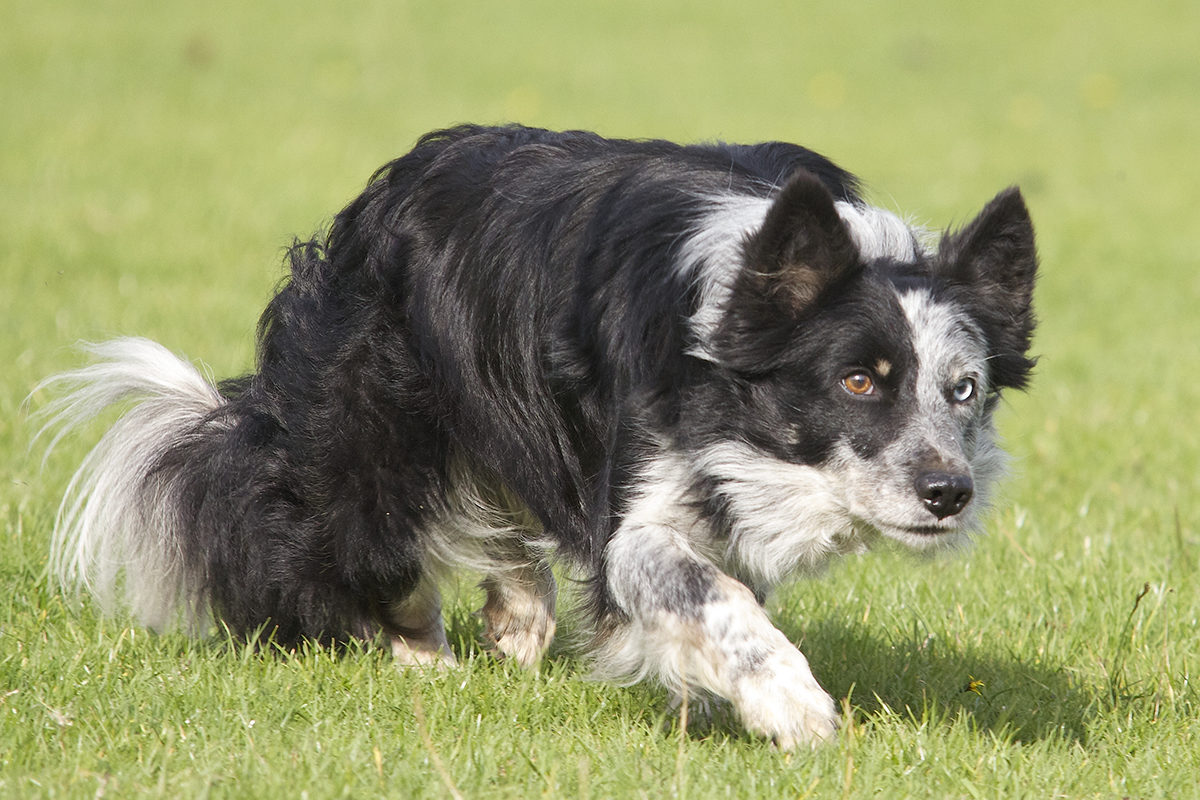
[39,124,1036,748]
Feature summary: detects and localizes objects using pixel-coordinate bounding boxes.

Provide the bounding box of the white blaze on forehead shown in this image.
[679,193,924,357]
[896,289,989,406]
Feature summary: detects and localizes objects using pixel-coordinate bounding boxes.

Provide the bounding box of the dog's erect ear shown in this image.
[739,171,861,313]
[937,187,1039,389]
[711,172,861,371]
[937,187,1037,305]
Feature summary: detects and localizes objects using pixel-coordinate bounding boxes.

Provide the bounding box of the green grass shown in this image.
[3,0,1199,796]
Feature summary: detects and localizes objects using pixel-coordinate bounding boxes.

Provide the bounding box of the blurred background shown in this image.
[1,0,1197,791]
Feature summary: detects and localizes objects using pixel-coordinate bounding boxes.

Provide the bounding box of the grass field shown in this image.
[3,0,1199,796]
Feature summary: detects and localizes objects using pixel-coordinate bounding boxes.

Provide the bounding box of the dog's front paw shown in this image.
[730,650,839,749]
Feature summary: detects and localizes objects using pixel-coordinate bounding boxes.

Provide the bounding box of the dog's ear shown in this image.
[710,173,861,371]
[936,187,1039,389]
[936,187,1037,307]
[738,171,861,313]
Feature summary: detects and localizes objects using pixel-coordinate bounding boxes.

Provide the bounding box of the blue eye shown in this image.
[951,377,977,403]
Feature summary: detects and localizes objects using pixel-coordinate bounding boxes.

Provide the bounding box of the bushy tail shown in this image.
[33,338,227,631]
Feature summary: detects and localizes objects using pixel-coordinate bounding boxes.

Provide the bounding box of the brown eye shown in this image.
[842,372,875,396]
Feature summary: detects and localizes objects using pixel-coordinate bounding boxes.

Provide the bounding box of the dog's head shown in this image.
[694,172,1037,558]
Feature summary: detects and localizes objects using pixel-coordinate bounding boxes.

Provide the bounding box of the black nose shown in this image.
[914,472,974,519]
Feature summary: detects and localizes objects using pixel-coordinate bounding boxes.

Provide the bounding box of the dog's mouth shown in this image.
[865,519,963,541]
[846,496,974,543]
[901,524,955,536]
[844,487,974,541]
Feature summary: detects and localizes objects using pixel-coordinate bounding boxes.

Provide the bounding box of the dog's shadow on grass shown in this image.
[780,617,1090,745]
[444,604,1091,747]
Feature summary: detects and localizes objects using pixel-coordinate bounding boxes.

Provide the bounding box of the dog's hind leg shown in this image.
[379,574,456,667]
[480,556,557,668]
[423,462,557,667]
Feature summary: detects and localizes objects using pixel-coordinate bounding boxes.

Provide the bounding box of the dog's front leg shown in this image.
[595,520,838,749]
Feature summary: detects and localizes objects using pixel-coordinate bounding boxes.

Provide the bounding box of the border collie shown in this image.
[37,124,1036,748]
